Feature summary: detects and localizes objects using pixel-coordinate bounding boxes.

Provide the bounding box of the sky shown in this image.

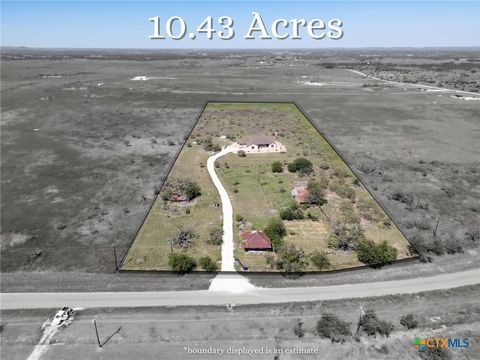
[1,1,479,49]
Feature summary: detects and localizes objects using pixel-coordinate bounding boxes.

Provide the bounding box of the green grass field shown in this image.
[121,102,413,271]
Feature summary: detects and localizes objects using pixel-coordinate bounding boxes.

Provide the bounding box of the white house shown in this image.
[230,136,286,154]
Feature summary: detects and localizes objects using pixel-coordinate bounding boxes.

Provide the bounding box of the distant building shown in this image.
[241,230,272,252]
[131,76,149,81]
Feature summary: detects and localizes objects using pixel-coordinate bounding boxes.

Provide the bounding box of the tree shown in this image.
[198,256,217,272]
[359,310,394,337]
[400,314,419,329]
[207,227,223,245]
[287,158,313,174]
[168,253,196,273]
[238,150,246,157]
[275,243,307,272]
[356,239,398,266]
[264,218,287,250]
[316,314,351,343]
[280,204,305,220]
[184,181,201,201]
[307,179,327,205]
[310,251,331,270]
[170,227,196,249]
[271,161,283,173]
[328,223,365,251]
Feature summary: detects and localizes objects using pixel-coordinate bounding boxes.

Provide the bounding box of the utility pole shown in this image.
[355,306,365,336]
[93,319,102,348]
[433,217,440,239]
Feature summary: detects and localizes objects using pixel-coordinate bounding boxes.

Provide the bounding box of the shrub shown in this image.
[168,253,196,273]
[161,188,174,201]
[280,204,305,220]
[430,238,445,256]
[359,310,394,337]
[293,319,305,338]
[316,314,351,343]
[184,181,201,201]
[185,208,191,215]
[170,227,196,249]
[287,158,313,174]
[307,179,328,205]
[235,214,244,222]
[420,346,451,360]
[339,202,360,225]
[390,191,414,206]
[357,198,383,222]
[332,167,350,178]
[400,314,419,329]
[202,137,214,151]
[445,237,463,254]
[275,243,307,272]
[310,251,331,270]
[198,256,217,272]
[264,218,287,250]
[207,227,223,245]
[328,224,365,251]
[465,226,479,242]
[356,239,397,265]
[265,254,276,269]
[271,161,283,173]
[329,181,356,202]
[238,150,246,157]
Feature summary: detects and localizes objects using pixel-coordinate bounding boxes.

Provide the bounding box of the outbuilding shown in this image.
[241,230,273,252]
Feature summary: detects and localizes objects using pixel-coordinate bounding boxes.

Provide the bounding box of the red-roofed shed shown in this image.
[292,185,309,204]
[241,230,273,252]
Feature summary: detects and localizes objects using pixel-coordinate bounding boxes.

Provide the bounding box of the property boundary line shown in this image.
[118,100,419,274]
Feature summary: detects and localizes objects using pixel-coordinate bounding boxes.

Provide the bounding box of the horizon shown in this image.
[2,1,479,49]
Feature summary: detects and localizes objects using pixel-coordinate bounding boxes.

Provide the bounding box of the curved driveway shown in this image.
[1,269,478,309]
[206,147,235,271]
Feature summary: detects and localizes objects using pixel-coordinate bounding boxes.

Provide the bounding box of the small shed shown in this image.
[291,185,309,204]
[169,193,188,202]
[241,230,273,252]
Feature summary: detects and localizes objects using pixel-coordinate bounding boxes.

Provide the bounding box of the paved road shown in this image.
[2,269,478,309]
[206,147,235,272]
[348,69,480,96]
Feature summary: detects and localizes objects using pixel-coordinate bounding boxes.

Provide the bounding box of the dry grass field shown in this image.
[1,48,478,288]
